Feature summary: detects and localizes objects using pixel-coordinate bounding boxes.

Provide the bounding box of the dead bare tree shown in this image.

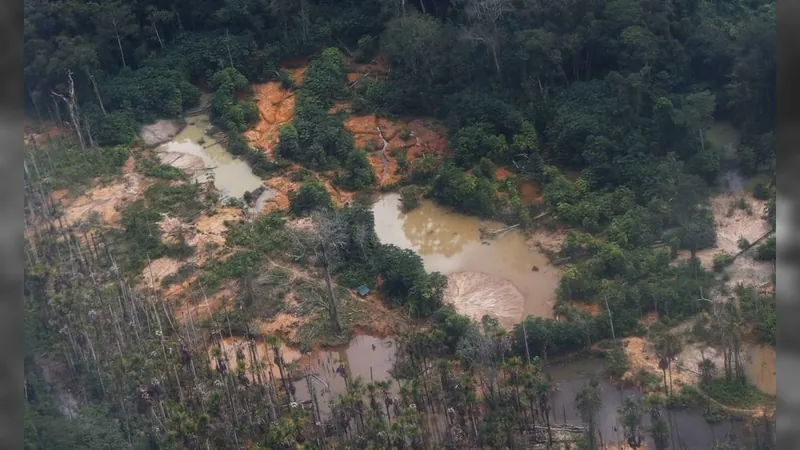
[85,69,107,116]
[51,71,85,150]
[290,209,348,334]
[456,0,510,75]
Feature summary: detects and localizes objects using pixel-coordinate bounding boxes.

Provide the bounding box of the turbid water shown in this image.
[372,193,560,327]
[547,357,745,449]
[210,332,754,447]
[293,335,397,415]
[158,113,275,209]
[209,335,396,416]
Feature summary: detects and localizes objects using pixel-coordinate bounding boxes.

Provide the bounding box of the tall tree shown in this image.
[291,209,349,334]
[575,376,602,449]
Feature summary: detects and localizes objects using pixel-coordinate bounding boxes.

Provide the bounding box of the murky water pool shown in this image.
[371,193,560,325]
[158,113,275,208]
[209,334,396,416]
[547,357,745,449]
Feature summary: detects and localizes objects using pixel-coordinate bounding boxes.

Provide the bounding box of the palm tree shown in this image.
[618,396,644,449]
[575,376,602,449]
[654,330,683,396]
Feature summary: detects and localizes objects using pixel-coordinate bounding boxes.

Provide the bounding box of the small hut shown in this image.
[356,285,370,297]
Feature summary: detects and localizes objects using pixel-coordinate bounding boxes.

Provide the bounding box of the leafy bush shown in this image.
[400,185,424,212]
[278,68,296,90]
[605,344,630,379]
[712,252,734,272]
[430,163,497,218]
[375,244,446,318]
[755,236,776,261]
[210,67,258,133]
[451,125,508,167]
[137,155,184,180]
[737,237,750,250]
[86,109,137,147]
[144,182,204,220]
[332,149,376,191]
[753,183,769,200]
[474,157,496,180]
[290,180,334,216]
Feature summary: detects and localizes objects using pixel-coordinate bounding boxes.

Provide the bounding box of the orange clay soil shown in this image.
[519,180,545,205]
[57,156,149,228]
[342,115,447,187]
[143,206,244,295]
[243,60,448,212]
[172,279,238,325]
[25,120,65,148]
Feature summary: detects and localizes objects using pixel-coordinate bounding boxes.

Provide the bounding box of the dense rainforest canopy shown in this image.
[24,0,776,448]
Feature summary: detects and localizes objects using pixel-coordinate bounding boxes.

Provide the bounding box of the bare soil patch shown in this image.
[142,257,183,287]
[527,226,568,256]
[341,115,446,187]
[244,81,297,154]
[621,336,701,389]
[140,120,181,147]
[173,279,237,324]
[25,121,65,148]
[256,313,306,343]
[60,162,147,227]
[682,191,770,271]
[519,180,544,205]
[443,271,525,331]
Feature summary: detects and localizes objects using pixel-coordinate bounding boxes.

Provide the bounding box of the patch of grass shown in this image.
[136,154,184,180]
[704,377,772,409]
[712,252,735,272]
[294,283,370,348]
[144,182,205,220]
[198,250,263,291]
[161,263,198,288]
[224,212,288,255]
[26,142,129,192]
[335,262,377,289]
[632,368,663,393]
[667,384,704,410]
[242,268,292,316]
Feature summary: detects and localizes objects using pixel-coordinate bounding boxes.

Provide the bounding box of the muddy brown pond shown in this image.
[157,113,275,211]
[372,193,560,328]
[209,335,396,416]
[209,337,747,447]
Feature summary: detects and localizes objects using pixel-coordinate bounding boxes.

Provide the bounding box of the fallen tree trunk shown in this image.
[479,223,519,241]
[731,231,774,260]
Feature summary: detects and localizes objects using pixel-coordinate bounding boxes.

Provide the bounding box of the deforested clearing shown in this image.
[443,271,525,331]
